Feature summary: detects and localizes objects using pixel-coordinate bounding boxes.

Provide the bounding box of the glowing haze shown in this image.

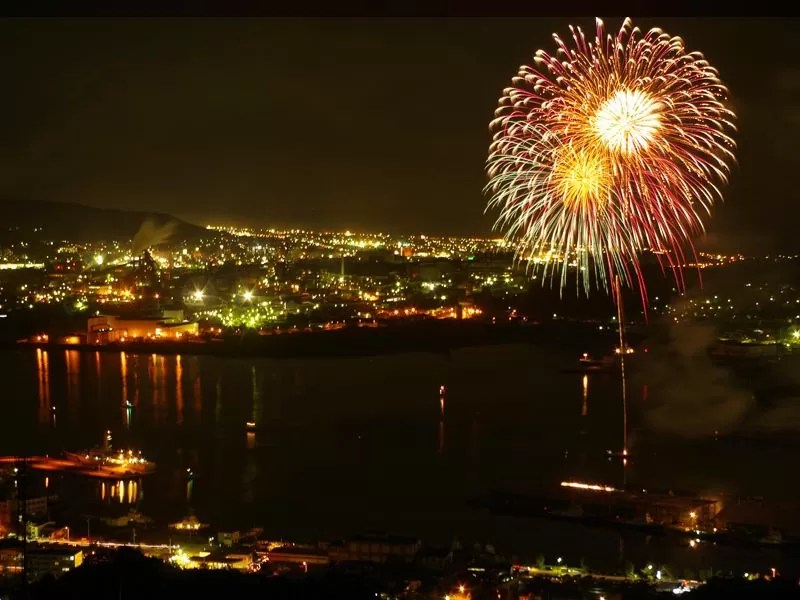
[485,17,737,306]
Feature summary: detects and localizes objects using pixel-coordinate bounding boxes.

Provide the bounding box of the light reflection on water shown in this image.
[4,345,800,575]
[99,479,141,505]
[36,348,50,428]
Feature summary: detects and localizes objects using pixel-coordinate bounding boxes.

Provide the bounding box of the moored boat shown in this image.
[64,430,156,475]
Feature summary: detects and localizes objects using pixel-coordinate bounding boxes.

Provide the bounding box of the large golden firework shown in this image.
[486,17,737,305]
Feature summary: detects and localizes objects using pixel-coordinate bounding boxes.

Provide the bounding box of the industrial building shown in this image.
[267,546,330,567]
[327,533,421,564]
[87,309,198,344]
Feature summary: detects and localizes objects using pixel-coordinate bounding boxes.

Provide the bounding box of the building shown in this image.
[561,487,720,527]
[218,530,240,548]
[187,551,251,571]
[26,546,83,581]
[267,546,330,567]
[0,540,23,574]
[0,495,52,528]
[26,520,56,541]
[88,313,198,344]
[328,533,421,564]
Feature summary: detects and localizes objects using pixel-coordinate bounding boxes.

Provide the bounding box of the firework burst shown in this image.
[485,17,736,306]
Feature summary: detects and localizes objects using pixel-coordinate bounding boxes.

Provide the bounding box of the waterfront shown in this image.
[4,337,800,578]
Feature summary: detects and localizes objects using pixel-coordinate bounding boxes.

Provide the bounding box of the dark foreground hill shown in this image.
[1,199,209,244]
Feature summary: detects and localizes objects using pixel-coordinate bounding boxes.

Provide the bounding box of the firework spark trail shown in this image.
[485,17,736,306]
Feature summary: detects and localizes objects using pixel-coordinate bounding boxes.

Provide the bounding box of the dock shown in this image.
[0,455,154,479]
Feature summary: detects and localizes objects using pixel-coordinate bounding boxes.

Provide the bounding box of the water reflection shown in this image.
[582,374,589,417]
[120,352,128,402]
[215,378,222,424]
[103,479,140,504]
[437,384,445,456]
[10,346,798,578]
[193,374,201,413]
[469,413,480,461]
[176,355,184,425]
[151,354,167,425]
[36,349,50,427]
[121,352,129,425]
[95,351,102,401]
[65,350,80,408]
[242,456,257,504]
[250,365,261,426]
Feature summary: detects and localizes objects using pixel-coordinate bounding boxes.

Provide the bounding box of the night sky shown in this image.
[1,17,798,250]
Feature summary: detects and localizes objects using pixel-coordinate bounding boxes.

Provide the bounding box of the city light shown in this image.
[560,481,619,493]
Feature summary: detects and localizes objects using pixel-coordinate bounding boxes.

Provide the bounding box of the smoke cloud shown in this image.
[634,322,754,438]
[132,218,177,254]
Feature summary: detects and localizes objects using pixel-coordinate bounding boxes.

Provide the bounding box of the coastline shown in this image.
[4,320,615,360]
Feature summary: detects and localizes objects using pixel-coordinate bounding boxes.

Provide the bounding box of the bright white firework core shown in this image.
[594,89,661,154]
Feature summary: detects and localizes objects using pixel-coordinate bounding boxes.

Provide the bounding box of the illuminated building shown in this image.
[218,530,240,547]
[26,547,83,581]
[0,543,23,574]
[186,552,252,571]
[88,312,199,344]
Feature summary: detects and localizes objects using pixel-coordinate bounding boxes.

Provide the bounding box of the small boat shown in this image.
[606,449,630,460]
[245,421,258,432]
[578,353,616,372]
[169,515,209,532]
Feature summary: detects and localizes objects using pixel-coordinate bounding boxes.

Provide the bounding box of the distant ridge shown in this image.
[0,199,210,244]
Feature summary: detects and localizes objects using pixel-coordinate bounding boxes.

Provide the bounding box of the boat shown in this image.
[169,515,209,532]
[576,352,617,372]
[475,482,716,538]
[245,421,258,432]
[64,430,156,475]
